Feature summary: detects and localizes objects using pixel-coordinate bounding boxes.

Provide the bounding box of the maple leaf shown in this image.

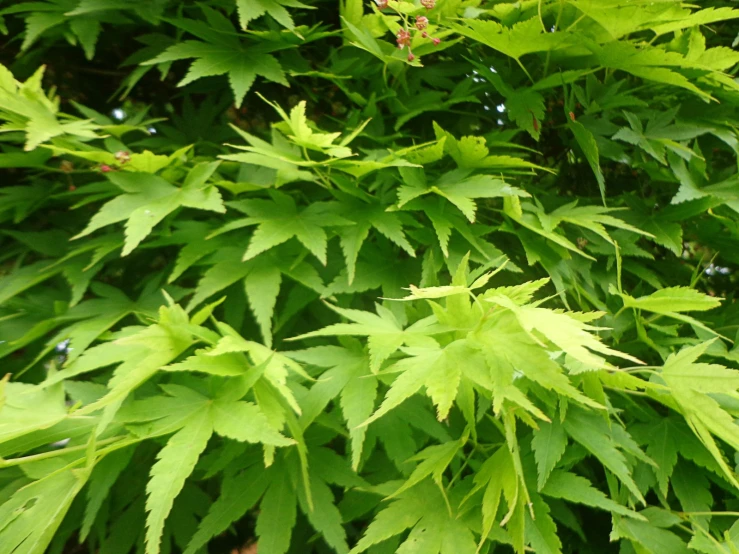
[292,302,441,373]
[235,0,312,30]
[73,165,225,256]
[227,190,352,265]
[143,10,287,106]
[398,167,529,223]
[335,195,416,283]
[0,64,99,150]
[351,480,478,554]
[658,342,739,488]
[451,18,572,61]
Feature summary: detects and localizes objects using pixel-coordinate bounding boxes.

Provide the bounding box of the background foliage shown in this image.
[1,0,739,553]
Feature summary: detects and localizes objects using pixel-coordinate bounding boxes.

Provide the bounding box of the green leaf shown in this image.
[562,408,644,502]
[635,418,679,497]
[184,466,271,554]
[452,18,571,60]
[660,343,739,487]
[0,464,92,554]
[616,518,691,554]
[525,492,563,554]
[391,439,463,498]
[507,89,545,140]
[423,345,463,421]
[256,466,298,554]
[361,356,430,425]
[474,446,513,546]
[293,303,436,373]
[398,170,529,223]
[244,261,282,348]
[211,399,294,446]
[541,471,644,519]
[337,201,415,283]
[339,359,378,470]
[297,474,349,554]
[672,461,712,531]
[351,481,477,554]
[164,352,249,377]
[489,294,641,370]
[236,0,311,30]
[650,7,739,36]
[621,287,722,314]
[569,121,606,201]
[145,414,213,554]
[532,419,568,490]
[74,172,225,256]
[81,447,135,541]
[235,192,350,264]
[145,38,287,106]
[0,382,66,445]
[69,17,101,60]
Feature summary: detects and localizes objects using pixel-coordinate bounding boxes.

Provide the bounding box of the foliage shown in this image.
[1,1,739,553]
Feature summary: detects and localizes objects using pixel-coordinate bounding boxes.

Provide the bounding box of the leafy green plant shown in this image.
[1,1,739,553]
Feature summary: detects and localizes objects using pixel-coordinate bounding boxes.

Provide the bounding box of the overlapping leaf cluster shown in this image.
[1,1,739,553]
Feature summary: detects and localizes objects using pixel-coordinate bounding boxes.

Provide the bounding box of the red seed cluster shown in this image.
[383,0,443,64]
[396,29,411,48]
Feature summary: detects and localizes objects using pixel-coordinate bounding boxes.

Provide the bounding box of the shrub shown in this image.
[1,1,739,553]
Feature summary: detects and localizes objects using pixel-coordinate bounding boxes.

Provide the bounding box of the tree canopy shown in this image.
[1,1,739,553]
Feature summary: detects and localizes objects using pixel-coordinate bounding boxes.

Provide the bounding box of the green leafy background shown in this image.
[1,0,739,553]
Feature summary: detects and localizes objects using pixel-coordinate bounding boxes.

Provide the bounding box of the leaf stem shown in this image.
[0,435,126,468]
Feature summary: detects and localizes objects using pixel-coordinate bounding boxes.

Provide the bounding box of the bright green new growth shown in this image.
[1,1,739,553]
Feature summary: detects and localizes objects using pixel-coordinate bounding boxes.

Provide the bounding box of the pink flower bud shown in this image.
[432,37,441,45]
[396,28,411,48]
[416,16,428,30]
[100,164,112,173]
[408,52,415,62]
[377,0,388,8]
[421,0,435,9]
[422,31,428,38]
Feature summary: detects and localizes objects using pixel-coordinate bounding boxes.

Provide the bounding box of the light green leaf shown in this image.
[0,464,91,554]
[211,399,294,446]
[236,192,350,264]
[244,261,282,348]
[235,0,311,30]
[532,419,568,490]
[144,414,213,554]
[621,287,722,314]
[391,439,463,499]
[452,18,572,60]
[339,360,377,470]
[0,382,66,445]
